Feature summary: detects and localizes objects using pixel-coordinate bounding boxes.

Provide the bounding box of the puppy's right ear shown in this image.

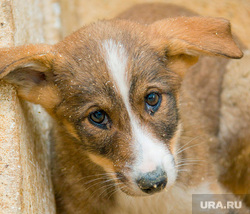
[0,44,60,110]
[149,17,243,77]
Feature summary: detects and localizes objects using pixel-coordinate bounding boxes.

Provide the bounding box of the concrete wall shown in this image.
[0,0,249,213]
[0,0,61,213]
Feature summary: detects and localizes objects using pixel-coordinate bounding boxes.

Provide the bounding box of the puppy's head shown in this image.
[0,17,242,196]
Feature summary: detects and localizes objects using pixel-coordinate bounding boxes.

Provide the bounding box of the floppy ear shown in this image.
[149,17,243,76]
[0,44,60,110]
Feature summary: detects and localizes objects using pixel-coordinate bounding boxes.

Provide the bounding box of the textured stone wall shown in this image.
[0,0,61,213]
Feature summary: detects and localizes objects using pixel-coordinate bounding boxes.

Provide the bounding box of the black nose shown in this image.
[136,168,167,194]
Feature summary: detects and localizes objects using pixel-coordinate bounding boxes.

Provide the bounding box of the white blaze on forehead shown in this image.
[102,39,129,102]
[102,39,176,188]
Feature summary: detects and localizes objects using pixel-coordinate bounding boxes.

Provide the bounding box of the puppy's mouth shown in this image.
[88,143,178,197]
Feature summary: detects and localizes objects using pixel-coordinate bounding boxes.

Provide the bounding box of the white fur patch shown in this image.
[131,119,177,188]
[102,39,176,189]
[102,39,129,101]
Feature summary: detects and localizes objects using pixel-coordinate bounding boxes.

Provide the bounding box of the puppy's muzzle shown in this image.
[136,167,167,194]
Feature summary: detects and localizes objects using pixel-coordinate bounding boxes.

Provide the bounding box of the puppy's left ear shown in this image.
[0,44,60,110]
[149,17,243,76]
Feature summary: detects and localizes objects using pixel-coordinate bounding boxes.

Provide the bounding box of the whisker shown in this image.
[76,172,117,185]
[176,141,206,155]
[88,184,113,202]
[95,182,119,199]
[79,172,116,179]
[84,177,118,192]
[107,183,125,200]
[175,136,201,153]
[75,172,116,183]
[175,162,204,168]
[83,173,117,185]
[177,169,190,172]
[83,177,108,186]
[176,159,205,164]
[103,182,123,199]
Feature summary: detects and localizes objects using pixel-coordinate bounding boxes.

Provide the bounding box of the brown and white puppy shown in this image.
[0,3,248,214]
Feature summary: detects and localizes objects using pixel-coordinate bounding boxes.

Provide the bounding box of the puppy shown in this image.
[0,3,248,214]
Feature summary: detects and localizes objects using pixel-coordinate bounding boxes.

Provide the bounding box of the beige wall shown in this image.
[0,0,60,213]
[60,0,250,48]
[0,0,249,213]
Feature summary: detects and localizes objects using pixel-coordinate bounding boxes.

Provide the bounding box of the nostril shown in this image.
[137,178,167,194]
[136,169,167,194]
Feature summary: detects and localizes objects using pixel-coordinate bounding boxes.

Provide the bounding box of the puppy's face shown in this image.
[54,22,181,195]
[0,18,242,196]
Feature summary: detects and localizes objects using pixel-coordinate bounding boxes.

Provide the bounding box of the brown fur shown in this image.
[118,3,249,207]
[0,3,248,213]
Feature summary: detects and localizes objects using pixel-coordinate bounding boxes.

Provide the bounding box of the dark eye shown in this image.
[88,110,110,129]
[145,92,162,115]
